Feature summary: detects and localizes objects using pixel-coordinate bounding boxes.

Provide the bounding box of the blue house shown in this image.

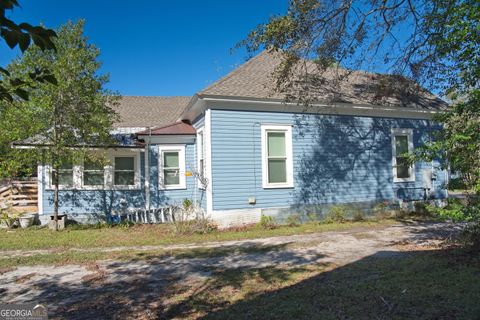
[22,51,449,226]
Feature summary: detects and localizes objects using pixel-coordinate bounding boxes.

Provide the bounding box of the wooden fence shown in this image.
[0,178,38,213]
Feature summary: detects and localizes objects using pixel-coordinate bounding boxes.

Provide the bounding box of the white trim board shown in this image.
[205,109,213,213]
[181,95,440,123]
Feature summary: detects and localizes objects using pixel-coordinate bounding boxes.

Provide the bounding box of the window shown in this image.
[159,145,186,189]
[114,156,136,186]
[197,130,205,187]
[54,162,74,187]
[261,125,294,188]
[392,129,415,182]
[83,159,105,187]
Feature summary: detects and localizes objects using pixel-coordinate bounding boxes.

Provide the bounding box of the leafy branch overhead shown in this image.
[0,0,58,102]
[240,0,479,98]
[241,0,480,218]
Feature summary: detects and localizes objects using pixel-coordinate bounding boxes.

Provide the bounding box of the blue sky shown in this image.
[1,1,288,96]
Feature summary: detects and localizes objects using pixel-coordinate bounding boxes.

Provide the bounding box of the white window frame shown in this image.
[158,145,186,190]
[197,129,206,189]
[46,162,80,190]
[45,150,142,190]
[261,124,294,189]
[109,151,142,190]
[391,128,415,183]
[80,158,107,190]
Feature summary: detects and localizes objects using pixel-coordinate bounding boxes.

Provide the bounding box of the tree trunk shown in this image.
[53,163,59,231]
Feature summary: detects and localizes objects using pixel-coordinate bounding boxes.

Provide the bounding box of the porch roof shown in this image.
[135,121,196,136]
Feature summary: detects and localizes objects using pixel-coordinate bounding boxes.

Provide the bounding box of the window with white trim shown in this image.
[159,145,186,189]
[114,156,136,186]
[83,158,105,187]
[392,129,415,182]
[261,125,294,188]
[52,162,74,187]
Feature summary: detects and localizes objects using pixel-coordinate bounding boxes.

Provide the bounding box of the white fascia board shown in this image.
[193,95,439,120]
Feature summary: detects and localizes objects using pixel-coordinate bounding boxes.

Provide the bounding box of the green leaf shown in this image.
[18,31,31,52]
[13,88,28,100]
[9,78,25,87]
[0,28,19,49]
[41,74,57,85]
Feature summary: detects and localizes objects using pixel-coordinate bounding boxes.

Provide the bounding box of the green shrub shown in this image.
[325,205,347,223]
[259,214,277,229]
[286,214,301,227]
[461,222,480,250]
[183,198,193,210]
[426,198,478,222]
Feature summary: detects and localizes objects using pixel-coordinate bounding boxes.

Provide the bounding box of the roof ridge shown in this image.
[199,50,270,94]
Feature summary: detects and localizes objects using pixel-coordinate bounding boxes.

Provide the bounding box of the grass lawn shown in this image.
[0,220,398,268]
[162,248,480,319]
[0,219,394,251]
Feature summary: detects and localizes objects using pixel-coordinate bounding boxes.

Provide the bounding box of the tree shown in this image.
[0,0,57,101]
[241,0,479,216]
[5,20,119,230]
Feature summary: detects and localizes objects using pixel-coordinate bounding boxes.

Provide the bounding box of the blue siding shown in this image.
[148,143,205,208]
[42,152,147,218]
[42,144,206,218]
[210,109,447,211]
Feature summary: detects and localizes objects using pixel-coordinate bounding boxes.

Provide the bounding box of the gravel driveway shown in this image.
[0,221,463,319]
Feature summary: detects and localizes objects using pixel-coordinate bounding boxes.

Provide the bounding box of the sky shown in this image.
[0,0,288,96]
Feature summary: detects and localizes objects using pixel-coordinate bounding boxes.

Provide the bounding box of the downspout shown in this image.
[145,127,151,214]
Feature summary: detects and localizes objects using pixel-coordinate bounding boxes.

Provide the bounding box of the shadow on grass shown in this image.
[196,248,480,320]
[2,225,478,319]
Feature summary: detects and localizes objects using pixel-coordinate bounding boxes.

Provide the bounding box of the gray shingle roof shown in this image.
[200,51,447,110]
[113,96,191,128]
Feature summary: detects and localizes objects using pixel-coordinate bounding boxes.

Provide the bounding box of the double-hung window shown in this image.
[261,125,294,188]
[53,162,74,187]
[392,129,415,182]
[159,145,186,190]
[114,156,136,187]
[83,159,105,187]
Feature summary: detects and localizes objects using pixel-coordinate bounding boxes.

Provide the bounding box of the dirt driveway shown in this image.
[0,222,463,319]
